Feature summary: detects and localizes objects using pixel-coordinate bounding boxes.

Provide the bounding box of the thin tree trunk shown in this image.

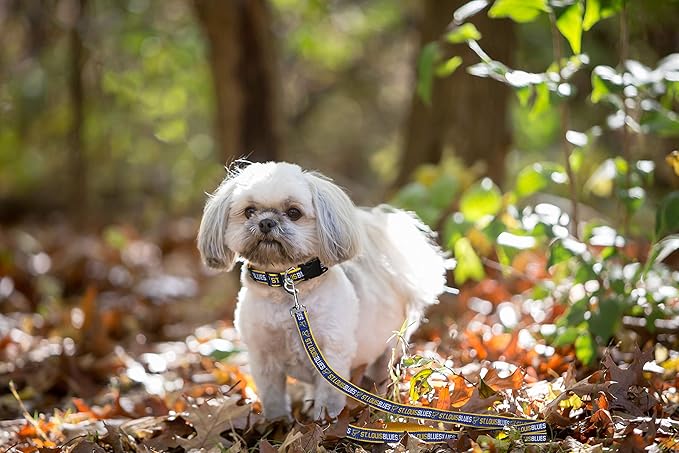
[396,0,515,188]
[194,0,282,164]
[69,0,87,225]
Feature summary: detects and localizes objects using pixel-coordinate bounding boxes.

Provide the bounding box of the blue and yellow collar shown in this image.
[247,257,328,288]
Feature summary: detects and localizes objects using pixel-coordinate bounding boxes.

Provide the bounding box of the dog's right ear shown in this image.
[197,177,237,271]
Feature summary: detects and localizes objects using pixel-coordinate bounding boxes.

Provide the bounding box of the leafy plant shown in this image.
[400,0,679,365]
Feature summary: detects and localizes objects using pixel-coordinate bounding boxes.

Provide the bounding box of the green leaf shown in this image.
[515,162,567,198]
[583,0,601,30]
[154,119,187,143]
[515,85,533,107]
[392,182,429,209]
[655,192,679,237]
[648,235,679,266]
[530,82,551,119]
[552,326,579,347]
[583,0,623,31]
[588,298,624,342]
[574,332,596,365]
[548,238,587,267]
[417,42,441,105]
[600,246,618,261]
[209,349,239,361]
[569,147,584,172]
[443,214,473,250]
[454,237,485,284]
[590,65,623,104]
[640,108,679,137]
[459,178,503,222]
[590,72,609,103]
[401,355,434,368]
[436,56,463,78]
[445,23,482,44]
[556,2,584,54]
[574,261,597,283]
[409,369,434,402]
[618,186,645,214]
[429,173,460,209]
[415,207,442,227]
[483,217,509,242]
[560,298,589,327]
[488,0,550,23]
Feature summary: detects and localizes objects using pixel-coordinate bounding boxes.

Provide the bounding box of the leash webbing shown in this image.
[291,308,549,445]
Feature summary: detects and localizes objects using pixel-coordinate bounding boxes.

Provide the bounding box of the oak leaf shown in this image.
[603,347,658,415]
[483,367,525,391]
[448,374,474,408]
[178,395,251,452]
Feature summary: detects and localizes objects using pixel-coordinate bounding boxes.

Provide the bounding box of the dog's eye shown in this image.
[244,206,256,219]
[286,208,302,221]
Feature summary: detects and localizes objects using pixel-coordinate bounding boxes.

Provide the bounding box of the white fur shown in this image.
[197,162,446,420]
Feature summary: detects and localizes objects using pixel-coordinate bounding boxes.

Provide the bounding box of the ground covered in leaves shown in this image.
[1,221,678,452]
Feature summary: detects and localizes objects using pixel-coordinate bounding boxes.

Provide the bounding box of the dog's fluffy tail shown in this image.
[363,205,448,312]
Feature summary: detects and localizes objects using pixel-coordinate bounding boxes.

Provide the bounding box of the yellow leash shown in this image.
[284,272,549,445]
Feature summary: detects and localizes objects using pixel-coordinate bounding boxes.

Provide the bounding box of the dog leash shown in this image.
[283,272,549,445]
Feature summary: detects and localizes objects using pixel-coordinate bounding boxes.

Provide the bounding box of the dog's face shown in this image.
[223,164,318,268]
[197,162,361,270]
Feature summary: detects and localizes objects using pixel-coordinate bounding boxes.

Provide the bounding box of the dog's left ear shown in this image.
[197,177,237,271]
[305,172,362,265]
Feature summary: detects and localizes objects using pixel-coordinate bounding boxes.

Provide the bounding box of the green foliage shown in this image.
[409,368,434,402]
[589,56,679,140]
[436,56,464,78]
[515,162,567,198]
[454,237,486,284]
[574,333,595,365]
[417,42,441,105]
[488,0,550,23]
[459,178,503,222]
[644,234,679,276]
[555,1,585,54]
[393,152,678,366]
[0,0,216,216]
[656,192,679,238]
[583,0,624,31]
[445,23,482,44]
[274,0,401,71]
[544,221,678,365]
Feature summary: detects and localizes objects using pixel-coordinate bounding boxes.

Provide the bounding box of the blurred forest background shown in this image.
[1,0,677,226]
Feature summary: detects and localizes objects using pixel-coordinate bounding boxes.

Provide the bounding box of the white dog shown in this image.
[197,162,446,420]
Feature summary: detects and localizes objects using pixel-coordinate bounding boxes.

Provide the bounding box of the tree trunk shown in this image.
[69,0,87,225]
[194,0,282,164]
[396,0,515,187]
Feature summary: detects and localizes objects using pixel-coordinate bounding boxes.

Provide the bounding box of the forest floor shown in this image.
[0,221,678,452]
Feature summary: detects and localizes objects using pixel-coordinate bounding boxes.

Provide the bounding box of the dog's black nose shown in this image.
[259,218,277,233]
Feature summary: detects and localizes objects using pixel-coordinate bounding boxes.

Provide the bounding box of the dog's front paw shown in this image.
[312,388,346,420]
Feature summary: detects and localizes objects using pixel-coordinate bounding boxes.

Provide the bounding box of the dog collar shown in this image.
[247,258,328,288]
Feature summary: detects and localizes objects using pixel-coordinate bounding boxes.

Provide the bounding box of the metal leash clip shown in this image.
[284,268,305,317]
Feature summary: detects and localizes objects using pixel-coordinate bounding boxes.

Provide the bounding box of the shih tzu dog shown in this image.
[197,162,446,420]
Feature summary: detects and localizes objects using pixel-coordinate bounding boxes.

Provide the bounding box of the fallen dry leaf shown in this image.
[448,374,475,408]
[483,367,525,391]
[177,395,251,451]
[603,347,658,415]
